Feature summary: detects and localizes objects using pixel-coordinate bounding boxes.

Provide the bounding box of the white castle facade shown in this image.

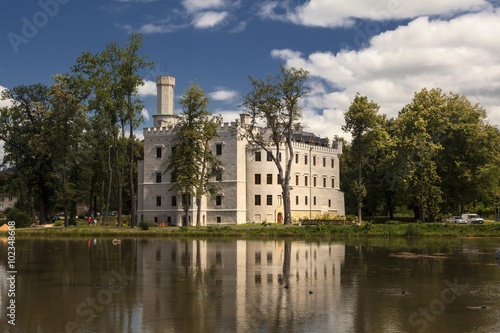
[137,76,345,226]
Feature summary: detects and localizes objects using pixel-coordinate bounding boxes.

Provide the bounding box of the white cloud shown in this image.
[138,23,179,34]
[141,108,150,121]
[138,80,157,97]
[192,11,228,28]
[209,88,238,102]
[183,0,226,13]
[271,11,500,138]
[261,0,491,27]
[0,86,13,108]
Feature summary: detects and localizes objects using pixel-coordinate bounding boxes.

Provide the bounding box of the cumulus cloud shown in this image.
[138,80,157,97]
[0,86,13,108]
[260,0,491,27]
[271,11,500,138]
[209,88,239,102]
[183,0,226,13]
[192,11,228,28]
[141,108,150,121]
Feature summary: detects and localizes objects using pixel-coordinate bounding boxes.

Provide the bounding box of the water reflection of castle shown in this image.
[137,240,346,332]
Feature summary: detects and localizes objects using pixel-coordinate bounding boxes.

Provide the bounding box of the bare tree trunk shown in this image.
[103,146,113,226]
[128,114,136,228]
[357,161,363,224]
[115,145,123,227]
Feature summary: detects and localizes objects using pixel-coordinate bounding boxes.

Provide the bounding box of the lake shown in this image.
[1,237,499,332]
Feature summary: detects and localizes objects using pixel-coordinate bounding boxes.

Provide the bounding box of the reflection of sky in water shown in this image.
[0,238,499,333]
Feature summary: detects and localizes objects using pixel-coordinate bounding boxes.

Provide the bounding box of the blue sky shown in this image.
[1,0,500,144]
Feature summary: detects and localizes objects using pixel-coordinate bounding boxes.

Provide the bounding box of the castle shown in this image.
[137,76,345,226]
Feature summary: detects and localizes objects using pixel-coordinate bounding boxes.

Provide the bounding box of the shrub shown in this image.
[139,221,150,230]
[53,220,64,227]
[404,224,421,237]
[360,221,372,232]
[69,217,77,226]
[6,208,34,228]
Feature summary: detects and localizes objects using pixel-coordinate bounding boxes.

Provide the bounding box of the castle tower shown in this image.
[154,75,176,127]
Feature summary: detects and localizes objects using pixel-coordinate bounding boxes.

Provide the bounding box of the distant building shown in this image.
[0,194,17,212]
[137,76,345,226]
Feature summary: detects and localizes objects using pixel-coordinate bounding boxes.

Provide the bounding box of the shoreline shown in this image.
[2,222,500,239]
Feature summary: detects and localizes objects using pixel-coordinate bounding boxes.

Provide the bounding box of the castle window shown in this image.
[295,154,299,164]
[295,196,299,205]
[313,156,316,166]
[266,174,273,185]
[216,144,222,155]
[304,155,308,165]
[266,195,273,206]
[255,151,261,161]
[215,195,222,206]
[267,152,273,161]
[277,174,282,184]
[332,178,335,188]
[331,158,335,168]
[255,174,261,185]
[216,216,222,223]
[171,196,177,207]
[156,196,162,207]
[156,172,162,183]
[323,157,326,167]
[328,199,331,207]
[313,177,317,187]
[295,175,299,186]
[304,176,308,187]
[323,177,327,188]
[156,147,162,158]
[313,196,317,205]
[255,195,261,206]
[305,196,308,205]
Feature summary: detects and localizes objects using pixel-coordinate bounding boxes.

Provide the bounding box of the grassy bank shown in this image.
[3,221,500,239]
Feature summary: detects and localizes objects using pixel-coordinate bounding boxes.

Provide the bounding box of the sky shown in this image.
[1,0,500,147]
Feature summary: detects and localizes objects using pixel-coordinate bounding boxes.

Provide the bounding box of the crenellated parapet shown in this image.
[292,141,342,154]
[144,126,177,136]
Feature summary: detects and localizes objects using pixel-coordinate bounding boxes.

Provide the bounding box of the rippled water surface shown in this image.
[1,237,499,333]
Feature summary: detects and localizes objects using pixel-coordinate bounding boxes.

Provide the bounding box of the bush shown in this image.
[5,208,34,228]
[139,221,150,230]
[53,220,64,227]
[69,217,77,226]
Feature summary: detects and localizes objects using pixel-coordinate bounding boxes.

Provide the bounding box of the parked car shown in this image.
[461,213,484,224]
[449,216,468,224]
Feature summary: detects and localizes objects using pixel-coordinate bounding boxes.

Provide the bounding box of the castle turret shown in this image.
[154,75,175,127]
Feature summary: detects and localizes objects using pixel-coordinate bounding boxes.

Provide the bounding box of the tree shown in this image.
[46,74,90,226]
[118,33,153,228]
[342,94,386,223]
[394,88,444,222]
[72,33,152,227]
[0,84,56,224]
[166,82,222,226]
[240,66,309,225]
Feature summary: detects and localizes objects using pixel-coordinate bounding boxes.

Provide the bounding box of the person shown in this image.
[87,216,92,225]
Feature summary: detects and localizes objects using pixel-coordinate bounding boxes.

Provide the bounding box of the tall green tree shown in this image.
[394,88,444,221]
[240,66,309,225]
[166,82,222,226]
[342,94,386,223]
[0,84,56,224]
[119,33,153,228]
[46,74,90,226]
[72,33,152,227]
